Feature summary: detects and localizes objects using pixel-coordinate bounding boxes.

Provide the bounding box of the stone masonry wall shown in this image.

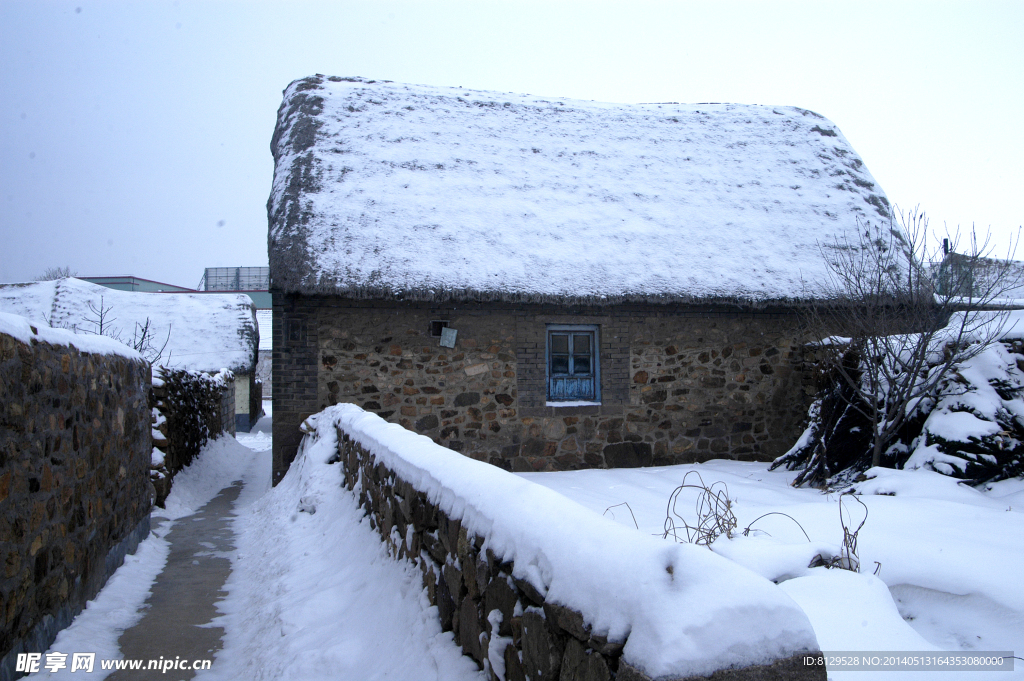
[272,297,816,482]
[0,330,151,678]
[339,431,825,681]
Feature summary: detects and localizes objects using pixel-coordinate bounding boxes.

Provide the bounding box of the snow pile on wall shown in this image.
[303,403,820,679]
[269,75,891,304]
[0,309,142,360]
[0,278,256,373]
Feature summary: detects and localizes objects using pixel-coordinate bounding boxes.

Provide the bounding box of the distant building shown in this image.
[80,275,195,293]
[199,267,271,309]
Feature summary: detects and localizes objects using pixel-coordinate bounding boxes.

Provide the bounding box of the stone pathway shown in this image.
[106,482,242,681]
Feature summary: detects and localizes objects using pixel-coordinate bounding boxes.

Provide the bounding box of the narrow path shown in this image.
[106,483,241,680]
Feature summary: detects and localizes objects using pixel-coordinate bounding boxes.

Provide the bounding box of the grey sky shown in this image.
[2,0,1022,288]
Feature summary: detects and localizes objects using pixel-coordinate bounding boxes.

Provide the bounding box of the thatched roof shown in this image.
[0,278,257,373]
[268,75,892,305]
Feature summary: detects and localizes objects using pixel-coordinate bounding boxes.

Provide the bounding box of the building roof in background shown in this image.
[79,275,196,293]
[0,278,257,373]
[268,75,893,305]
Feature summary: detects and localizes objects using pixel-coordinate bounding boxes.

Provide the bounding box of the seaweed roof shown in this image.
[268,75,893,305]
[0,278,257,373]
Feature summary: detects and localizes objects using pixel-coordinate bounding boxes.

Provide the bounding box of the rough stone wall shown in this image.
[275,298,814,480]
[339,432,825,681]
[0,331,151,676]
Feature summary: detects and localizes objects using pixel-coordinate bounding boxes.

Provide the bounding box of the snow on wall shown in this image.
[0,278,256,373]
[269,75,892,303]
[0,310,143,360]
[307,403,819,678]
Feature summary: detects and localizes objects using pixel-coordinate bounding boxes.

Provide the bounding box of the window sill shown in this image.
[546,400,601,408]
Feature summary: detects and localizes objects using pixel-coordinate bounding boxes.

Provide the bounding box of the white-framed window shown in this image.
[546,324,600,403]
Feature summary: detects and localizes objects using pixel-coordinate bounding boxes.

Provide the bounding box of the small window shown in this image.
[547,325,599,403]
[286,318,304,344]
[429,320,450,337]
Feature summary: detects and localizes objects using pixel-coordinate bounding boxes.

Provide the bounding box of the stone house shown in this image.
[0,278,260,430]
[268,75,892,484]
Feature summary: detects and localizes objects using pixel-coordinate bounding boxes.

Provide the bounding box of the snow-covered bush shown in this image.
[775,338,1024,487]
[150,366,234,504]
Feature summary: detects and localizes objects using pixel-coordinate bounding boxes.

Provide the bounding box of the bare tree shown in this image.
[36,266,77,281]
[128,318,172,365]
[776,207,1021,485]
[80,296,172,364]
[84,296,117,336]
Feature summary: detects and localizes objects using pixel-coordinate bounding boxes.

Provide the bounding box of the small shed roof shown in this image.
[0,278,257,373]
[269,75,893,305]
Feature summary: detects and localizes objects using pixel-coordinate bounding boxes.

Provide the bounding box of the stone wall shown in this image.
[274,296,816,482]
[338,430,824,681]
[0,329,151,679]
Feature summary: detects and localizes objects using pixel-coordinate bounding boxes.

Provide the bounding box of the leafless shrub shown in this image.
[779,206,1023,485]
[603,502,639,529]
[809,492,867,572]
[127,318,172,365]
[742,512,811,541]
[84,296,116,336]
[36,266,77,281]
[75,296,172,364]
[662,471,736,546]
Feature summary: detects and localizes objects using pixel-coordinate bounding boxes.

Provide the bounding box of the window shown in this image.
[547,325,599,403]
[429,320,450,337]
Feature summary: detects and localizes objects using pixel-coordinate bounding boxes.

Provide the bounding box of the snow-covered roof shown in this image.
[0,310,144,361]
[269,75,893,305]
[0,278,257,373]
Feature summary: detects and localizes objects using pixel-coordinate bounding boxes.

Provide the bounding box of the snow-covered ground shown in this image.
[28,403,1022,679]
[30,405,483,681]
[521,462,1024,680]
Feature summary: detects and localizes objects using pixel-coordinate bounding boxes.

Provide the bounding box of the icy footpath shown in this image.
[31,428,269,679]
[203,426,485,681]
[31,412,480,680]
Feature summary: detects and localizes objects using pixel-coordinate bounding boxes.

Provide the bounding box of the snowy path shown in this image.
[31,411,483,681]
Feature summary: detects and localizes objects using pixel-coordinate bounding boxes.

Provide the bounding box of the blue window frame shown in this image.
[547,325,600,402]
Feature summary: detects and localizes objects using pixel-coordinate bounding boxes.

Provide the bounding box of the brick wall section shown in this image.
[0,331,151,676]
[272,293,319,485]
[340,432,825,681]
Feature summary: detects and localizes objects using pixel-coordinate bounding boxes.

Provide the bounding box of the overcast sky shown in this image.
[2,0,1022,288]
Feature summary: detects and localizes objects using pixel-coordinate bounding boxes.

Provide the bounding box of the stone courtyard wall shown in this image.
[0,327,151,680]
[274,296,816,482]
[338,428,825,681]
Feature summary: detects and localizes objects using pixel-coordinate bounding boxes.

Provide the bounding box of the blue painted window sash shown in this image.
[547,326,599,402]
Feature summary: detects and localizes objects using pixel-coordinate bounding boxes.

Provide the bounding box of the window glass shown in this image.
[550,334,569,354]
[572,355,590,374]
[551,355,570,374]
